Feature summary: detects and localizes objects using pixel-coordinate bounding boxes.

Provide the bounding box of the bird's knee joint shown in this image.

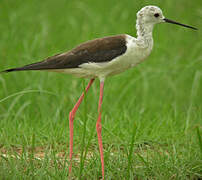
[96,123,102,132]
[69,111,74,122]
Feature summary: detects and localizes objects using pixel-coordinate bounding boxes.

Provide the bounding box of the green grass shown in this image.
[0,0,202,179]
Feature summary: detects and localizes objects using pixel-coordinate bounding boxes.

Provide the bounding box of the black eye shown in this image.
[154,13,159,17]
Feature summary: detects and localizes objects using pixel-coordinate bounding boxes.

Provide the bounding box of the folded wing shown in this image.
[2,35,127,73]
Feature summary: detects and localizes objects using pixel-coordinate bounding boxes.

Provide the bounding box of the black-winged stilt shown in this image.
[1,5,197,179]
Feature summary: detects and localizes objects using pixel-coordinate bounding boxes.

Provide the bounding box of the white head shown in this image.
[137,6,164,26]
[136,5,197,37]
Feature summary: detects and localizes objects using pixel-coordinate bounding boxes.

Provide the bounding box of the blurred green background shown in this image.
[0,0,201,179]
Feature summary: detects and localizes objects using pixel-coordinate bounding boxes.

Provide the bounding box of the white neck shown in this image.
[136,19,154,48]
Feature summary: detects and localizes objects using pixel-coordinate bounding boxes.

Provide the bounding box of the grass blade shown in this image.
[127,123,137,178]
[196,126,202,156]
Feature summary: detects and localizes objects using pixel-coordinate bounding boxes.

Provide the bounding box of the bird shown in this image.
[0,5,197,179]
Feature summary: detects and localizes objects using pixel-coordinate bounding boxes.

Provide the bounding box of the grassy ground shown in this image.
[0,0,202,179]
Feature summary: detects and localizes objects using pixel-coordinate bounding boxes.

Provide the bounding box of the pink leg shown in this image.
[96,80,105,179]
[68,79,94,174]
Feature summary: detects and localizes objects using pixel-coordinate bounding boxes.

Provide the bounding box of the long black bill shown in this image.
[164,18,197,30]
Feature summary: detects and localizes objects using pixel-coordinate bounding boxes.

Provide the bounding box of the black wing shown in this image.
[2,34,127,73]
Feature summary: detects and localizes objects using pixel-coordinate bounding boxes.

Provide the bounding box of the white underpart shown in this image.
[53,6,164,80]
